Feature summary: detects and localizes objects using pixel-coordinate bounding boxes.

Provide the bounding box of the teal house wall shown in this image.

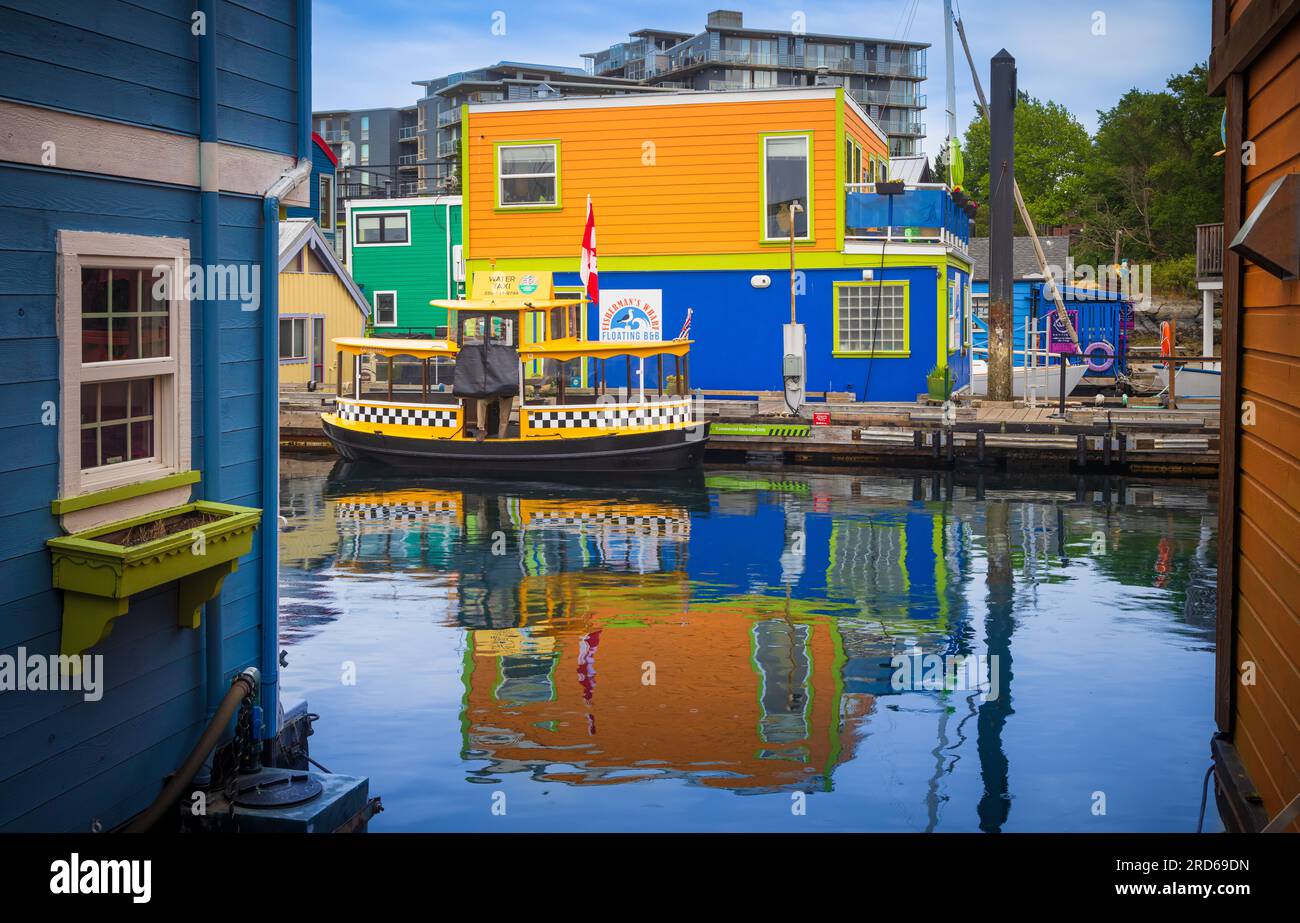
[345,197,463,336]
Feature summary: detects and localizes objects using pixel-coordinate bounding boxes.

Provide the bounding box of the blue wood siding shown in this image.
[0,0,300,831]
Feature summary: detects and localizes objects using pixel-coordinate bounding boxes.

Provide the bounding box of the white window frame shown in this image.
[353,210,411,248]
[373,290,398,328]
[319,174,335,229]
[496,141,559,209]
[57,230,191,499]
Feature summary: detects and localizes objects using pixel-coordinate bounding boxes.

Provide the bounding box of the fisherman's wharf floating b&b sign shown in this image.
[599,289,662,342]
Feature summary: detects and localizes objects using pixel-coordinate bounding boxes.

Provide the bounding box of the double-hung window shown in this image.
[58,231,191,498]
[372,291,397,327]
[762,133,812,241]
[496,142,559,209]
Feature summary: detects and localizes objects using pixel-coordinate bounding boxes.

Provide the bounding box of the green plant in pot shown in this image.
[926,365,951,401]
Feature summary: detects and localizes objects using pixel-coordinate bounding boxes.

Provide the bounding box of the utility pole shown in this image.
[987,49,1017,402]
[944,0,958,151]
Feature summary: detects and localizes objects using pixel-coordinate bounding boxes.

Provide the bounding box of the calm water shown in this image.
[278,459,1221,832]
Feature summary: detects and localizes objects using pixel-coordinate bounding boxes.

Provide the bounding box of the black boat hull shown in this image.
[321,417,709,475]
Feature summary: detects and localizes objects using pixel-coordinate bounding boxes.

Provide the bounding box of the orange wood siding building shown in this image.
[461,87,888,263]
[1210,0,1300,833]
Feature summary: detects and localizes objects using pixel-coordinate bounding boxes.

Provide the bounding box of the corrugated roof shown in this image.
[887,155,933,184]
[277,219,370,318]
[968,236,1071,282]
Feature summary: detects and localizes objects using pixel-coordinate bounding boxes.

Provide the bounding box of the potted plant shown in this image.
[926,365,950,402]
[48,500,261,659]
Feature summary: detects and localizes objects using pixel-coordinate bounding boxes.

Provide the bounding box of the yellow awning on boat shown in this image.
[430,297,587,312]
[518,337,694,362]
[332,336,459,358]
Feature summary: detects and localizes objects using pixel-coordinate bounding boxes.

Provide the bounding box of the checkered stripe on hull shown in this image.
[526,402,694,431]
[336,501,458,522]
[526,512,690,538]
[336,401,458,428]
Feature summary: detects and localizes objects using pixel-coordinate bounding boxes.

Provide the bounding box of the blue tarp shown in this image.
[845,188,969,244]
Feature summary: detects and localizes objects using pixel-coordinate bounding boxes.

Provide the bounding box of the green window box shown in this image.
[48,500,261,660]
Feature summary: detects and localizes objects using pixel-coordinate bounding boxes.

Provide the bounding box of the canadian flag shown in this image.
[579,194,598,309]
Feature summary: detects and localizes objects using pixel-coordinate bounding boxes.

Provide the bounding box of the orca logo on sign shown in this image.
[600,290,662,342]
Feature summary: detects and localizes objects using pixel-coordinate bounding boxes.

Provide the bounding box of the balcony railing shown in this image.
[437,108,461,127]
[437,138,460,158]
[398,125,418,140]
[321,130,349,143]
[850,90,927,109]
[1196,222,1224,280]
[398,153,418,166]
[650,47,926,80]
[844,183,971,251]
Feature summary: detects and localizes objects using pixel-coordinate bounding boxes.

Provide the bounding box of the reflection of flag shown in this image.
[580,195,598,309]
[676,307,693,340]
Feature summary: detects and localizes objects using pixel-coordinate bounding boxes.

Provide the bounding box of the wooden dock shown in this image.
[281,390,1220,476]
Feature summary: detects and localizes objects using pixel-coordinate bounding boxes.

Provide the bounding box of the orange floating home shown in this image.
[459,86,977,402]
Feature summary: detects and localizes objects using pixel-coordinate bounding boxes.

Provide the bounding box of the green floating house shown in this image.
[344,196,464,338]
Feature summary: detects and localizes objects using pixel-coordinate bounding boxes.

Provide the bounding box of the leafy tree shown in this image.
[1075,62,1224,265]
[958,92,1092,238]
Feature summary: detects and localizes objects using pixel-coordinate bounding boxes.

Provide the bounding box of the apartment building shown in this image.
[584,10,928,156]
[314,105,421,245]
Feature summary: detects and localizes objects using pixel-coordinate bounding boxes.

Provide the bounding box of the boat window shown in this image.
[57,231,191,502]
[497,142,559,208]
[762,133,810,241]
[461,314,515,346]
[355,212,409,245]
[834,282,909,356]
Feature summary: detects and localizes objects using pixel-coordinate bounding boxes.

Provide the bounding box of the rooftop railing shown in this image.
[844,182,971,251]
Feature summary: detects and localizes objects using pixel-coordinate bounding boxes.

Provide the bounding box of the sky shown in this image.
[312,0,1213,155]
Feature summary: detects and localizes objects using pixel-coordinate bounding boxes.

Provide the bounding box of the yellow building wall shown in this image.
[278,269,366,388]
[466,94,857,260]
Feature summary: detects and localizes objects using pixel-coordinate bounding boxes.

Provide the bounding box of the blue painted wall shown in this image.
[0,0,301,832]
[971,281,1133,376]
[555,264,952,402]
[285,135,337,247]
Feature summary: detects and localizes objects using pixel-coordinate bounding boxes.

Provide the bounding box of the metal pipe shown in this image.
[126,669,258,832]
[198,0,223,718]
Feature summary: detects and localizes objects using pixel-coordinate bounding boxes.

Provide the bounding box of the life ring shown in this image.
[1083,340,1115,374]
[1160,322,1173,357]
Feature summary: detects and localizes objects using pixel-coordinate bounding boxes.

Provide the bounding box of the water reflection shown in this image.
[278,459,1218,831]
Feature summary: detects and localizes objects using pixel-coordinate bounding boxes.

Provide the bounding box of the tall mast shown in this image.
[943,0,958,163]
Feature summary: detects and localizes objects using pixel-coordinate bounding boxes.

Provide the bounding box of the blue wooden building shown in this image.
[0,0,366,832]
[285,131,340,253]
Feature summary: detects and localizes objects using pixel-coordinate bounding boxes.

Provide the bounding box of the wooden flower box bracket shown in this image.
[47,500,261,659]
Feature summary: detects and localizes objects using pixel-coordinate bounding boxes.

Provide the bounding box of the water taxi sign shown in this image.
[471,270,553,300]
[600,289,662,342]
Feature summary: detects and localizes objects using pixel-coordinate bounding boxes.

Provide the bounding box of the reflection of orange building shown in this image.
[463,572,870,793]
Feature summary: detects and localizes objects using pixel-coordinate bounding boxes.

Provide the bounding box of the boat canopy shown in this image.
[333,336,458,358]
[518,337,694,362]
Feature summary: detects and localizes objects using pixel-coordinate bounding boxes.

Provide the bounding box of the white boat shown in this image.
[1153,363,1222,401]
[969,359,1087,399]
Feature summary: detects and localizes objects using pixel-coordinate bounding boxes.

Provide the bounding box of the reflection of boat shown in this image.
[969,359,1087,398]
[1153,363,1222,400]
[320,276,707,474]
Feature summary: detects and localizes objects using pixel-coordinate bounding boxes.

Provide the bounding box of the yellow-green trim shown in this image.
[461,105,470,258]
[466,250,953,275]
[835,88,846,252]
[831,279,911,358]
[494,139,562,212]
[51,470,200,516]
[759,129,815,245]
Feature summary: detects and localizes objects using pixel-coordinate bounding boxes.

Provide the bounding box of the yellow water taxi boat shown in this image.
[319,278,707,474]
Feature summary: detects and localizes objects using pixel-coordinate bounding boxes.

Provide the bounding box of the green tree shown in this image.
[959,92,1092,238]
[1075,62,1224,265]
